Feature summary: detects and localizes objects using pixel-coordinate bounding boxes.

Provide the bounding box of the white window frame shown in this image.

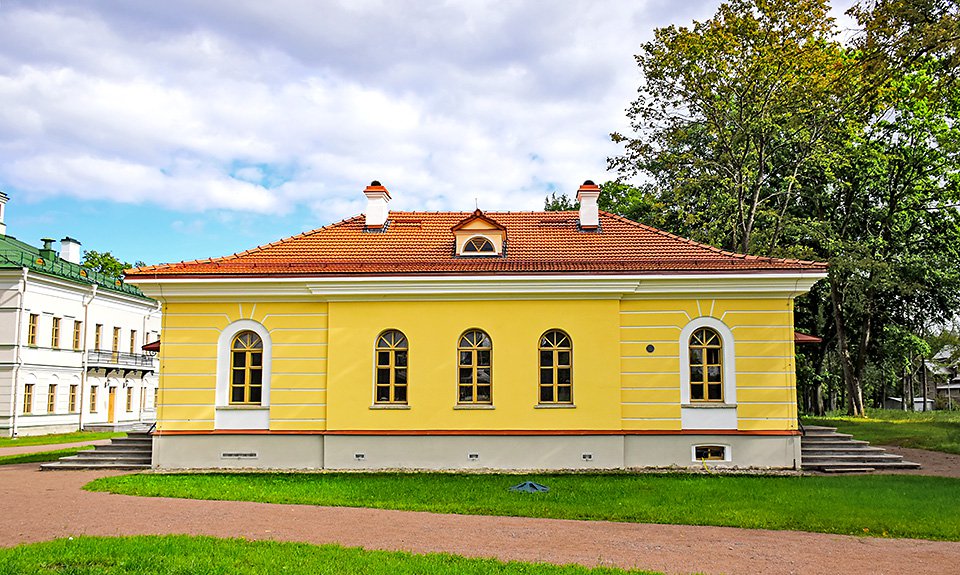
[679,317,737,406]
[216,320,272,408]
[459,235,499,256]
[691,444,732,463]
[215,320,272,430]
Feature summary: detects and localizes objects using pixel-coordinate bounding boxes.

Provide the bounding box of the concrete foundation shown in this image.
[152,433,800,471]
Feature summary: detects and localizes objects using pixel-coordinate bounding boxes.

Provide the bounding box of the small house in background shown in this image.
[126,181,827,471]
[0,193,162,437]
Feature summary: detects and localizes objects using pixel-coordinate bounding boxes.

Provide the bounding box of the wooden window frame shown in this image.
[695,445,727,461]
[462,236,496,254]
[94,324,103,351]
[126,387,133,412]
[229,331,264,405]
[689,327,724,402]
[129,330,137,354]
[374,330,409,405]
[73,320,82,351]
[69,384,78,413]
[538,330,573,404]
[27,314,38,347]
[47,384,57,413]
[89,386,98,413]
[112,327,121,353]
[457,330,493,405]
[51,317,61,349]
[23,384,34,414]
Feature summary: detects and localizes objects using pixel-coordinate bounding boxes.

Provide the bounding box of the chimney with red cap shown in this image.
[576,180,600,230]
[363,181,391,229]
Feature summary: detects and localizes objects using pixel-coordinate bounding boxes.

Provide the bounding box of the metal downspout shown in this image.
[78,284,97,431]
[10,268,27,438]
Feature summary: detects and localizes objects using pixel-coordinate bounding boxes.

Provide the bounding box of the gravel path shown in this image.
[1,464,959,575]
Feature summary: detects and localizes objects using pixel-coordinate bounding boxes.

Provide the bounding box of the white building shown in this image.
[0,192,161,437]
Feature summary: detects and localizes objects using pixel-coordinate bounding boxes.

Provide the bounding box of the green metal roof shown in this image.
[0,235,152,300]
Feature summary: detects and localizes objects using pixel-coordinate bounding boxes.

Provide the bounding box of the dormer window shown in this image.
[463,236,496,254]
[452,209,506,257]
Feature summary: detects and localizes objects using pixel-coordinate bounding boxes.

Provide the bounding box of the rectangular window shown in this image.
[47,384,57,413]
[112,327,121,353]
[73,320,83,351]
[126,387,133,412]
[695,445,726,461]
[27,314,38,346]
[129,330,137,354]
[94,324,103,351]
[140,386,147,412]
[154,387,159,409]
[23,384,34,414]
[51,317,61,349]
[89,386,98,413]
[69,384,78,413]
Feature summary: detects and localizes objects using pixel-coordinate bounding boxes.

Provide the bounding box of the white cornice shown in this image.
[127,272,826,302]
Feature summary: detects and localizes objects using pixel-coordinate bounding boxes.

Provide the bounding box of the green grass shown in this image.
[87,472,960,541]
[0,431,123,448]
[0,447,92,466]
[804,408,960,454]
[0,535,661,575]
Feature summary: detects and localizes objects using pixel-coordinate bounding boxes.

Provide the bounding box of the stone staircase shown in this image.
[41,428,153,471]
[801,425,921,473]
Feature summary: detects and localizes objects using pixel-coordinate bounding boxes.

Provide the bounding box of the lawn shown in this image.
[0,431,123,449]
[803,408,960,454]
[0,446,91,466]
[0,535,660,575]
[87,472,960,541]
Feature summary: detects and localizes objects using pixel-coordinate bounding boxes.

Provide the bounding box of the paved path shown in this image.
[1,464,959,575]
[0,440,109,457]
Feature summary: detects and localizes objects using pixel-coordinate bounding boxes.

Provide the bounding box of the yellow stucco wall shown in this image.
[620,297,796,431]
[157,301,329,432]
[156,295,797,433]
[326,299,621,431]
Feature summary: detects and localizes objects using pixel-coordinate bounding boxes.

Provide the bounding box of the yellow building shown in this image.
[126,181,826,470]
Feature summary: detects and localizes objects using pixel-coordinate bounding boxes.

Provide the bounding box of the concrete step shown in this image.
[40,461,151,471]
[802,447,887,456]
[800,433,857,442]
[59,454,151,464]
[802,454,906,464]
[820,467,876,473]
[801,425,838,434]
[83,448,151,457]
[805,460,922,471]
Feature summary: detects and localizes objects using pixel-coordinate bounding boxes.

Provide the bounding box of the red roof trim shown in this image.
[450,209,507,232]
[794,332,823,344]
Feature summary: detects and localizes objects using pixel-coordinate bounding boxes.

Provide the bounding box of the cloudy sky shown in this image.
[0,1,851,265]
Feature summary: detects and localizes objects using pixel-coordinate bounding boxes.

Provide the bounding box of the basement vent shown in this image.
[468,453,479,461]
[582,453,593,461]
[221,452,258,460]
[354,452,366,461]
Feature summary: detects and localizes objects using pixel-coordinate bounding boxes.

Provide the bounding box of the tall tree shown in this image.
[609,0,853,255]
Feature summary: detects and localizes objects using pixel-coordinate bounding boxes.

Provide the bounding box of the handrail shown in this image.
[85,349,156,368]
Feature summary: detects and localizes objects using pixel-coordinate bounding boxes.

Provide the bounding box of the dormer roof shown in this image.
[451,209,507,232]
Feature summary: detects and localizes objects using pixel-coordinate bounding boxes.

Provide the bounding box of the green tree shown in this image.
[609,0,853,255]
[82,250,145,281]
[544,192,578,211]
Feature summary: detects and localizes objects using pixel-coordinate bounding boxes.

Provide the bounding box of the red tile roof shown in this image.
[125,211,827,279]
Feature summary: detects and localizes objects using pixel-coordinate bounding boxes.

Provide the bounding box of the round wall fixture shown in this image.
[646,344,655,353]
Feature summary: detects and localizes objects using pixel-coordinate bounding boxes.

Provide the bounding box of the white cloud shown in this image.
[0,0,727,221]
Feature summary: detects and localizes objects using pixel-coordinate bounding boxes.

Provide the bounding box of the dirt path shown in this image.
[0,440,109,457]
[873,446,960,478]
[1,464,958,575]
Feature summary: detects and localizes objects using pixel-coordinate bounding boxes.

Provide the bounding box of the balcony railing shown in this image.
[86,349,156,370]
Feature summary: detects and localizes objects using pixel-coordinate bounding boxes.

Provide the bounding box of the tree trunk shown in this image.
[829,278,865,416]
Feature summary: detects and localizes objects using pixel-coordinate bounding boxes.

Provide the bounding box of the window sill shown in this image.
[682,403,737,409]
[535,404,576,409]
[454,404,495,410]
[217,405,269,411]
[370,404,411,410]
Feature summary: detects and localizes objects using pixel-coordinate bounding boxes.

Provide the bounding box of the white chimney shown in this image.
[0,191,8,236]
[576,180,601,230]
[60,237,82,264]
[363,181,391,229]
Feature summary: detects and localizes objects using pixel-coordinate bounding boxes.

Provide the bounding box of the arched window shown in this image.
[689,327,723,402]
[463,236,495,253]
[458,330,492,404]
[539,330,572,404]
[375,330,408,404]
[231,331,263,404]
